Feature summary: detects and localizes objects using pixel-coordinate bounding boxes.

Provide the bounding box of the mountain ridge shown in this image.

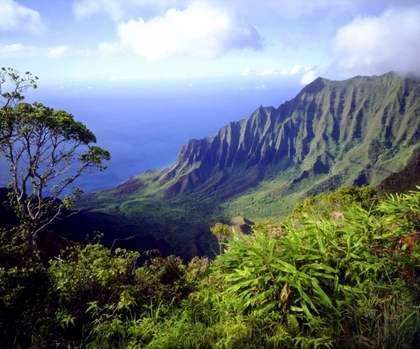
[112,72,419,212]
[67,71,420,259]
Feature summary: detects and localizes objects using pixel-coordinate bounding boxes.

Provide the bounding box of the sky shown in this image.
[1,0,420,191]
[1,0,420,89]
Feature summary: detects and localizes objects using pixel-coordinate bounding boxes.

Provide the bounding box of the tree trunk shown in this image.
[26,228,38,259]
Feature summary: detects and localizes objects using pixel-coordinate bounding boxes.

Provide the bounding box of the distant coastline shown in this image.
[22,79,300,193]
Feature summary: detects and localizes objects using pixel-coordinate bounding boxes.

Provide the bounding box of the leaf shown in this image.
[86,301,99,314]
[271,259,298,274]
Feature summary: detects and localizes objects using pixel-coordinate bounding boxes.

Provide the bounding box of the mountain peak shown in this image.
[108,73,420,218]
[300,76,327,94]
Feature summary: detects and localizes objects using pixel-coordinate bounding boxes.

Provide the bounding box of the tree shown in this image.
[0,68,110,257]
[210,222,231,253]
[0,67,38,142]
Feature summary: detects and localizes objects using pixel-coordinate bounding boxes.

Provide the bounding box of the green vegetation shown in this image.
[0,68,110,257]
[118,72,420,212]
[210,222,231,253]
[289,185,380,219]
[77,72,420,258]
[77,194,222,259]
[2,69,420,348]
[2,186,420,348]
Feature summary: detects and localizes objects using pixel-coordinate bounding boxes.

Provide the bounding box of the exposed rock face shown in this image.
[131,72,420,201]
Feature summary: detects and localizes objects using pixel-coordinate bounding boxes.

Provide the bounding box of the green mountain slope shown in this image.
[376,152,420,195]
[105,73,419,213]
[79,72,420,258]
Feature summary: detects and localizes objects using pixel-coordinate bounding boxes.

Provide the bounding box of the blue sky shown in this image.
[1,0,420,191]
[1,0,420,88]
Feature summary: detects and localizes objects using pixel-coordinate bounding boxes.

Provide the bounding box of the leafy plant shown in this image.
[213,187,420,348]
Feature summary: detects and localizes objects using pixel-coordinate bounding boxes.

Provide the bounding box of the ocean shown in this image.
[0,77,302,193]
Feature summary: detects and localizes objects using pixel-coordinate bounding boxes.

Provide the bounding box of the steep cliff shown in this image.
[124,72,420,206]
[76,72,420,259]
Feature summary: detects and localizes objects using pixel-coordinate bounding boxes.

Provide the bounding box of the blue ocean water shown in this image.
[0,77,302,193]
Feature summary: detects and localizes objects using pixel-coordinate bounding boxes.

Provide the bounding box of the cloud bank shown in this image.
[73,0,188,21]
[73,0,126,21]
[0,44,91,59]
[331,5,420,76]
[0,0,44,33]
[241,65,315,84]
[116,2,262,59]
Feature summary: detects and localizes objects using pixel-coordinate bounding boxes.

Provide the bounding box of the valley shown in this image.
[76,72,420,259]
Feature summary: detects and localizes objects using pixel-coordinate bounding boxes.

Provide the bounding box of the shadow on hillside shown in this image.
[0,188,220,263]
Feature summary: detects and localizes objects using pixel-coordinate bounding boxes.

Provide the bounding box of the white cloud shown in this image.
[239,65,315,80]
[72,0,420,22]
[330,5,420,76]
[289,64,302,75]
[73,0,188,21]
[259,68,276,76]
[300,69,319,85]
[279,65,306,76]
[73,0,125,21]
[47,45,70,58]
[0,44,92,59]
[244,65,310,77]
[0,43,40,57]
[117,2,262,59]
[0,0,44,33]
[241,67,251,76]
[266,0,350,18]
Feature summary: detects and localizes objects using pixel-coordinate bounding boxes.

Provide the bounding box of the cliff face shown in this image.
[74,72,420,259]
[118,72,420,203]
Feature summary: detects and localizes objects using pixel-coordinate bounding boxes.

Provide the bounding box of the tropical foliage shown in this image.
[1,185,420,348]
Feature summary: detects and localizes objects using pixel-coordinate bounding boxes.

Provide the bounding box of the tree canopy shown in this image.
[0,68,110,256]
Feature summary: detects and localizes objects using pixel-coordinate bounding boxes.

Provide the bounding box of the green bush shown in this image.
[2,186,420,348]
[0,228,52,349]
[212,187,420,348]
